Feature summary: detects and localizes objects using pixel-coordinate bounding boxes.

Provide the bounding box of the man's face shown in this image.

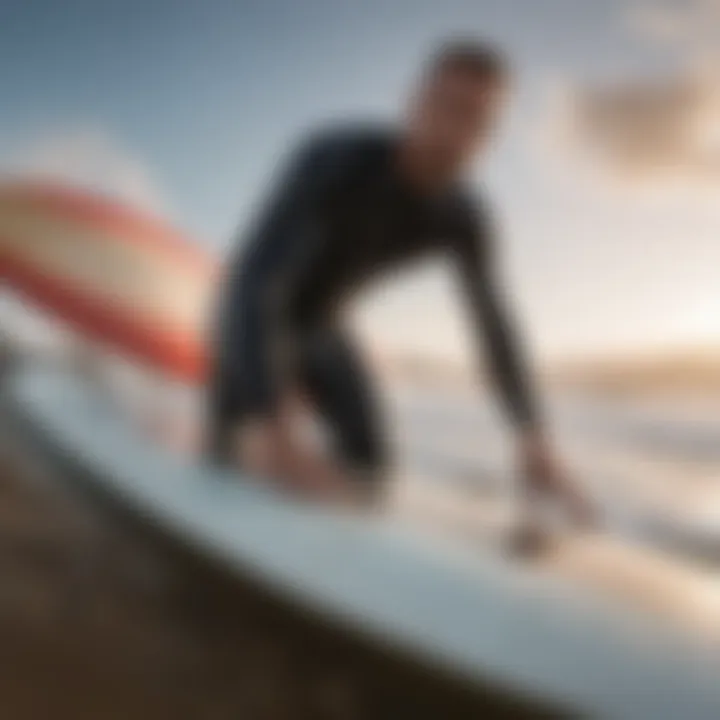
[407,67,507,177]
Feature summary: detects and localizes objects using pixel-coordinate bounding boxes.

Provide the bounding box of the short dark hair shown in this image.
[427,38,509,83]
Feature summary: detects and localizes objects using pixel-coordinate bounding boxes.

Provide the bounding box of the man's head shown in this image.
[403,39,509,183]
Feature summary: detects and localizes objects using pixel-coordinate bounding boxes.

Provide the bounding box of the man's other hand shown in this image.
[518,432,596,528]
[235,410,359,505]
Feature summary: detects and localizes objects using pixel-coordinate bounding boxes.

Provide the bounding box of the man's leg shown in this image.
[298,327,390,504]
[204,284,281,470]
[204,359,243,468]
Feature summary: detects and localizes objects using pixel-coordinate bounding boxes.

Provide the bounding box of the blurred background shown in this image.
[1,0,720,718]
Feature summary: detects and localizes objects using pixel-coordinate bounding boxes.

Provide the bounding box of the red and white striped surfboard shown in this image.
[0,181,217,383]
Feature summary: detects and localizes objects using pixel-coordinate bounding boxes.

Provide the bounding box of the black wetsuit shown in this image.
[207,125,539,482]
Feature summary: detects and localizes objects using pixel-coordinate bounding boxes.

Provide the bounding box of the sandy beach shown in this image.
[0,436,375,720]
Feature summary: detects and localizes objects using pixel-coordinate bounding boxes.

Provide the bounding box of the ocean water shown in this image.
[386,381,720,557]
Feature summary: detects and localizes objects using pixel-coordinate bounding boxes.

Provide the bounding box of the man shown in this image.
[207,39,590,522]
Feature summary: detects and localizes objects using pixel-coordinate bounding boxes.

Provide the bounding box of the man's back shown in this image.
[232,123,487,330]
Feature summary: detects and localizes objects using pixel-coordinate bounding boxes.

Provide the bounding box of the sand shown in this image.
[0,443,371,720]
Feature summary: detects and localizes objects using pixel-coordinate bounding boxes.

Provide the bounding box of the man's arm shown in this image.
[450,197,540,433]
[450,195,595,529]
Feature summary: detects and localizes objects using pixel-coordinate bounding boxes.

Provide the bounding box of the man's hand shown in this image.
[518,431,596,528]
[234,402,358,504]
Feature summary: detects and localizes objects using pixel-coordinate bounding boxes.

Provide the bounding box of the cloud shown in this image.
[626,1,700,46]
[2,127,168,214]
[563,71,720,184]
[541,0,720,193]
[629,0,720,45]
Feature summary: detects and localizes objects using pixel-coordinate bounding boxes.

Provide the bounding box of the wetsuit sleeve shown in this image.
[450,198,542,431]
[219,133,351,419]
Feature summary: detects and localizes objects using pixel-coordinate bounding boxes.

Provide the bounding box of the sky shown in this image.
[2,0,720,366]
